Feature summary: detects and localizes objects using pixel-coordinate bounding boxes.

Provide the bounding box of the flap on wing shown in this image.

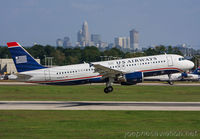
[93,64,123,78]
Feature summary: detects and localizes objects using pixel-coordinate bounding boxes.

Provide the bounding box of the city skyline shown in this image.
[0,0,200,48]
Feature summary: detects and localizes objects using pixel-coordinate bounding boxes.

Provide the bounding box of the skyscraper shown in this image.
[77,29,83,46]
[82,21,90,46]
[63,37,71,48]
[126,37,130,49]
[114,37,130,49]
[91,34,101,44]
[114,37,123,48]
[77,21,90,47]
[56,39,63,47]
[77,30,82,42]
[130,29,139,50]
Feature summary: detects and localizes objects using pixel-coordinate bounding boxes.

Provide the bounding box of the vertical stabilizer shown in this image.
[7,42,46,72]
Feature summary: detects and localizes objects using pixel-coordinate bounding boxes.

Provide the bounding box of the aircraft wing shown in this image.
[93,64,123,79]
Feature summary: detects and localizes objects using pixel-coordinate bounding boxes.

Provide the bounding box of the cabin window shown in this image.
[179,58,185,61]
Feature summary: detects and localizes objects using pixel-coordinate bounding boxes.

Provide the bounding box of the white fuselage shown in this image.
[18,54,194,84]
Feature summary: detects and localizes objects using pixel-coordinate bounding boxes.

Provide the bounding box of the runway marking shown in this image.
[1,101,200,111]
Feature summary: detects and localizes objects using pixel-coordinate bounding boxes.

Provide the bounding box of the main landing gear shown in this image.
[104,86,113,93]
[104,77,114,93]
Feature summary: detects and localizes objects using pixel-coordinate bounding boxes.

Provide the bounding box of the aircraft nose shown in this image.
[188,60,194,69]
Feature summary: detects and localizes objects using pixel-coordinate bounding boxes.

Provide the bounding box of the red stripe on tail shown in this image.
[7,42,20,47]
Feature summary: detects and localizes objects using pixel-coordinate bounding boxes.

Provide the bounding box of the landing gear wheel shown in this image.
[104,88,109,93]
[104,86,113,93]
[104,77,114,93]
[107,86,113,92]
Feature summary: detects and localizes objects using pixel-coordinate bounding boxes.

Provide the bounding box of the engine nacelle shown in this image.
[181,72,188,78]
[120,72,143,85]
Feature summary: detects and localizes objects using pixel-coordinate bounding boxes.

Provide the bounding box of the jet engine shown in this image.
[120,72,143,85]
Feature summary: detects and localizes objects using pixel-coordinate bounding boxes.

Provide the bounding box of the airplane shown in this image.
[7,42,194,93]
[144,67,200,85]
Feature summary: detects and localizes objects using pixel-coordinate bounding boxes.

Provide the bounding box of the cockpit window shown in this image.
[178,57,185,61]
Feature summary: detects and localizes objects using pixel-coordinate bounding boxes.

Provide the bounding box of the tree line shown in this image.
[0,45,182,66]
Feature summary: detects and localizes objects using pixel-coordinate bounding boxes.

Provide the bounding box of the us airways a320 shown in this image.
[7,42,194,93]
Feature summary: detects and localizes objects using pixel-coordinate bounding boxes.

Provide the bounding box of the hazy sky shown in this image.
[0,0,200,48]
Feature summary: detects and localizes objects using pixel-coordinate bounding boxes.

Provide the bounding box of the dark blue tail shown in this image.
[7,42,46,72]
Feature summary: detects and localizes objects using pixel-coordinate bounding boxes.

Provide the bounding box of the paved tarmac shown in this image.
[0,82,37,85]
[1,101,200,111]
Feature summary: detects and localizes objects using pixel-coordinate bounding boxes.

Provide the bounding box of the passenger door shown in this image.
[44,70,51,81]
[166,55,173,66]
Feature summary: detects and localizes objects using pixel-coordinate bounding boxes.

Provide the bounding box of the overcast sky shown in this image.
[0,0,200,48]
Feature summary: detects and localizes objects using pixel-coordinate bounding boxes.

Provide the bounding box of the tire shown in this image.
[104,88,109,93]
[107,86,113,92]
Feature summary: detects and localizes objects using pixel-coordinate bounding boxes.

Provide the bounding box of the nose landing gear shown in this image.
[167,74,174,85]
[167,81,174,85]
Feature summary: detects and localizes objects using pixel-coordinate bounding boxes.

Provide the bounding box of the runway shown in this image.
[0,82,37,86]
[1,101,200,111]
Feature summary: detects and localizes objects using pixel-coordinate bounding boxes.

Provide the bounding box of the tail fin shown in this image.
[7,42,46,72]
[192,67,200,75]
